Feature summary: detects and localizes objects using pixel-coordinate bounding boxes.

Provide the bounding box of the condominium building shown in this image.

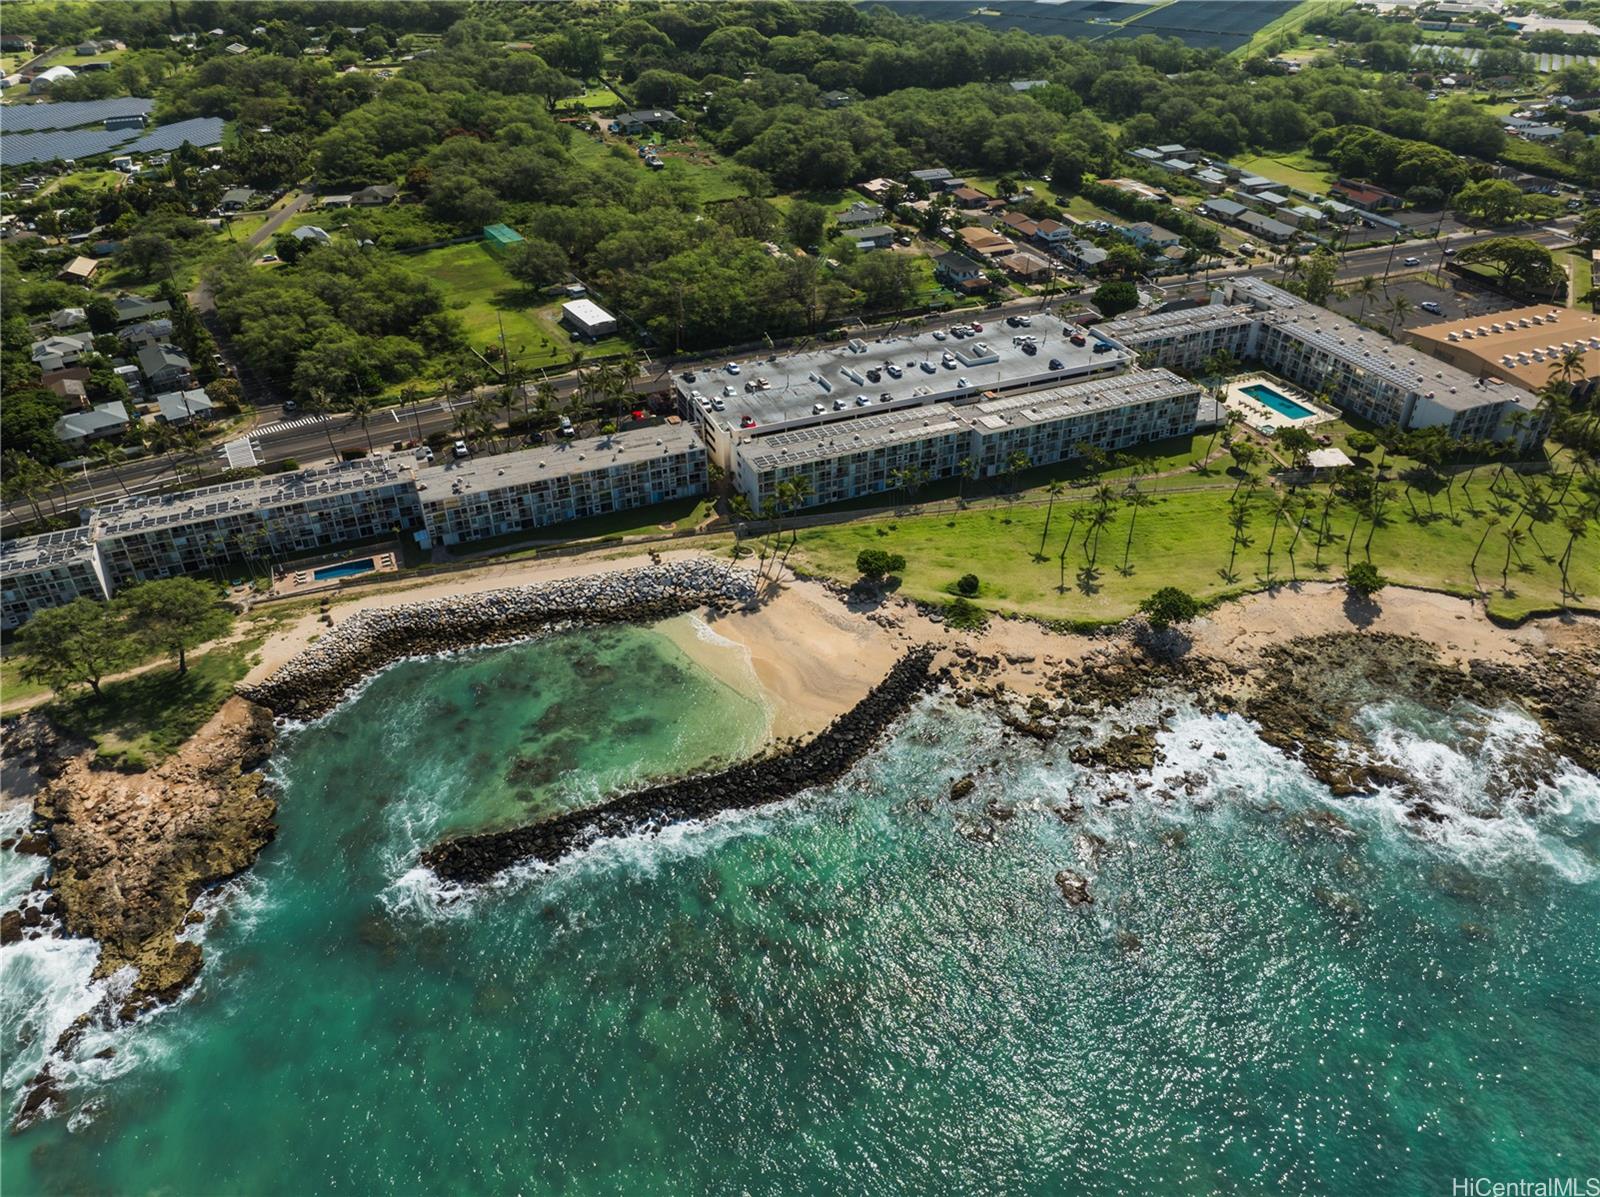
[1097,278,1549,447]
[415,424,706,548]
[1,526,110,632]
[733,370,1201,511]
[92,457,424,589]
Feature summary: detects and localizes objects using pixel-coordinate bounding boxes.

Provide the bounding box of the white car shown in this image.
[933,330,947,340]
[453,440,470,459]
[856,394,870,405]
[885,364,902,379]
[722,385,736,398]
[726,362,740,375]
[833,397,847,410]
[1403,256,1421,267]
[812,402,826,414]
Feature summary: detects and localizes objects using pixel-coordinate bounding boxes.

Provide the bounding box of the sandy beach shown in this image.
[232,546,1595,740]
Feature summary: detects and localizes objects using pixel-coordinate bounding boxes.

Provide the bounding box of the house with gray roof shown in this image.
[156,388,215,425]
[137,344,192,389]
[54,402,130,445]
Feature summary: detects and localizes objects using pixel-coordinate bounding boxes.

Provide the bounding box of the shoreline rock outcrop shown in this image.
[242,560,760,721]
[423,646,941,884]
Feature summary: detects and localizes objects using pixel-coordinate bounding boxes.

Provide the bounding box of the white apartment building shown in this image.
[415,424,706,548]
[1,527,111,632]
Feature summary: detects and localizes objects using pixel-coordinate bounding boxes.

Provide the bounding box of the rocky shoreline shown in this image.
[242,560,759,721]
[423,646,942,884]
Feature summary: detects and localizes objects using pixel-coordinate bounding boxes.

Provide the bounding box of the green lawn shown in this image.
[455,494,716,561]
[403,241,630,369]
[0,653,51,709]
[789,469,1594,625]
[42,641,257,769]
[1569,252,1593,309]
[1233,0,1340,57]
[555,84,622,111]
[1231,152,1334,197]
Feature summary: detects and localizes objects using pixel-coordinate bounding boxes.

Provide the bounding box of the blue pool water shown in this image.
[1242,383,1315,421]
[312,557,375,581]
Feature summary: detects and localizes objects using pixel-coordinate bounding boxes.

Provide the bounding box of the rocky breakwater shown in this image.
[241,560,760,722]
[424,646,941,884]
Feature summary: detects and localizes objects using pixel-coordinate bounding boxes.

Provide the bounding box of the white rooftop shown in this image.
[414,422,701,494]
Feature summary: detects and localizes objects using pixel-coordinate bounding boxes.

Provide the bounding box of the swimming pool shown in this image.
[312,557,376,581]
[1241,383,1315,421]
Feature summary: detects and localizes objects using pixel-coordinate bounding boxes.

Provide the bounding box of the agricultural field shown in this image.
[875,0,1305,51]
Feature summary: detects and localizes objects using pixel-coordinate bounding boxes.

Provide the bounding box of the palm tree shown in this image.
[90,439,132,496]
[1384,293,1413,336]
[398,383,425,444]
[1224,502,1251,581]
[729,494,754,558]
[1351,274,1380,322]
[1470,514,1501,577]
[1557,511,1590,596]
[1500,524,1526,587]
[303,388,341,460]
[1265,495,1294,579]
[1120,488,1151,575]
[348,392,376,455]
[778,475,813,572]
[956,456,976,506]
[1548,346,1585,390]
[2,454,50,525]
[1037,481,1064,559]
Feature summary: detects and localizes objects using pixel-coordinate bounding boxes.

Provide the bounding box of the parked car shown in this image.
[453,440,470,458]
[557,416,575,438]
[1420,300,1442,314]
[726,362,740,374]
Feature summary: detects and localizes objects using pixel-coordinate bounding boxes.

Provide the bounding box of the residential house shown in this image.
[949,186,991,210]
[1236,210,1298,243]
[858,177,901,203]
[1055,238,1108,273]
[49,308,87,331]
[321,195,354,208]
[225,42,249,54]
[156,388,216,425]
[1199,197,1248,222]
[1192,168,1229,192]
[1000,212,1041,240]
[47,377,89,408]
[137,344,193,390]
[1123,222,1182,250]
[851,224,896,251]
[121,318,176,348]
[1009,79,1047,92]
[934,251,988,290]
[1283,203,1328,228]
[352,184,398,205]
[821,90,853,108]
[835,202,887,228]
[1032,218,1078,246]
[614,108,680,135]
[54,403,131,445]
[1233,174,1280,195]
[57,257,98,284]
[997,249,1054,282]
[955,227,1015,257]
[1330,179,1403,211]
[0,36,35,52]
[31,334,94,372]
[291,225,332,243]
[909,168,954,187]
[112,296,172,324]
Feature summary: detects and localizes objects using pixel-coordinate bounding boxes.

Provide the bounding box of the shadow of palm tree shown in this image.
[1341,590,1381,629]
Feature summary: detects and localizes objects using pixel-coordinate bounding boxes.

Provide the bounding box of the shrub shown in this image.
[945,596,988,630]
[955,573,980,596]
[1139,586,1201,630]
[1345,561,1388,598]
[856,548,907,580]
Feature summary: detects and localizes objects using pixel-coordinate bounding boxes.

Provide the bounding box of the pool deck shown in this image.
[1222,373,1336,435]
[271,551,400,597]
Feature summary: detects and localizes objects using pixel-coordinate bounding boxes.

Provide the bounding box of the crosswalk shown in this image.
[250,414,330,438]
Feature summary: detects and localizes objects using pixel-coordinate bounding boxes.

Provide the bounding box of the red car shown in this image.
[970,322,983,332]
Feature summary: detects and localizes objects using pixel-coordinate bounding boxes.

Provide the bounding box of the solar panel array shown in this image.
[0,114,225,166]
[0,96,154,133]
[0,126,139,166]
[124,117,225,154]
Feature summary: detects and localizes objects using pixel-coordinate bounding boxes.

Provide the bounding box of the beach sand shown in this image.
[238,547,1593,745]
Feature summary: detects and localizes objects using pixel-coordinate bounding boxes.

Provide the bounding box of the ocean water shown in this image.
[3,626,1599,1195]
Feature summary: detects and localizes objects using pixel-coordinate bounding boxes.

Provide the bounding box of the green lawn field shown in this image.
[787,466,1595,625]
[403,241,630,368]
[1231,152,1335,196]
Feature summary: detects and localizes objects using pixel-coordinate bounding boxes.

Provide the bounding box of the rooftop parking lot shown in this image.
[676,318,1134,440]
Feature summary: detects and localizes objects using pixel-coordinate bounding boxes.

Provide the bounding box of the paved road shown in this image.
[189,190,313,315]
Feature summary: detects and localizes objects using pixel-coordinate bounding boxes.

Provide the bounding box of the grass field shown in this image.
[1569,251,1594,309]
[1232,152,1335,196]
[1234,0,1349,57]
[788,466,1594,624]
[42,641,257,768]
[555,84,622,111]
[0,653,51,709]
[404,241,630,368]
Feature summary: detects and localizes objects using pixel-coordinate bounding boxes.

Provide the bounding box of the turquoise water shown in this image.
[4,632,1599,1195]
[311,557,376,581]
[1243,382,1315,420]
